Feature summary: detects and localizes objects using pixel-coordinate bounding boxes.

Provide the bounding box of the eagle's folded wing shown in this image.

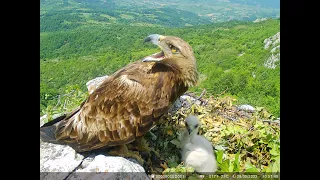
[54,62,187,151]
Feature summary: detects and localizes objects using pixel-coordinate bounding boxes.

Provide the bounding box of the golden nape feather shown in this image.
[40,34,199,152]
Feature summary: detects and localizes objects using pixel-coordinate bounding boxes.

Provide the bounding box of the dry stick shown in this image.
[50,90,76,100]
[217,87,228,96]
[53,94,61,109]
[188,89,208,105]
[197,89,207,100]
[193,89,208,106]
[63,98,68,110]
[50,90,77,111]
[262,119,280,124]
[183,89,207,111]
[222,114,237,121]
[53,90,78,110]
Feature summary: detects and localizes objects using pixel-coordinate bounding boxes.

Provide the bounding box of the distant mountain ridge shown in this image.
[40,0,279,32]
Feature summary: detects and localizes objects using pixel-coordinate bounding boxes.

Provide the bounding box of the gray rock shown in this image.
[237,104,255,112]
[77,154,145,172]
[86,75,109,94]
[271,45,280,53]
[168,94,202,113]
[264,40,272,49]
[264,32,280,50]
[66,154,149,180]
[40,113,63,127]
[169,99,182,113]
[253,18,267,23]
[40,141,85,179]
[40,115,47,127]
[264,53,280,69]
[263,32,280,69]
[180,95,201,107]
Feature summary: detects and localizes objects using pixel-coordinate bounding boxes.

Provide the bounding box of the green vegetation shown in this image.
[40,19,280,117]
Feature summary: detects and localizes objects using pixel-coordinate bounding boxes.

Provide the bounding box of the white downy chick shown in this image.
[181,115,217,174]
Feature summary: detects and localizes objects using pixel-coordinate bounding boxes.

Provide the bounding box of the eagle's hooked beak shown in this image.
[142,34,166,62]
[144,34,162,45]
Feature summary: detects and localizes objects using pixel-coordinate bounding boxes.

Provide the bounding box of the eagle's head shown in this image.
[185,115,200,136]
[142,34,198,86]
[142,34,195,63]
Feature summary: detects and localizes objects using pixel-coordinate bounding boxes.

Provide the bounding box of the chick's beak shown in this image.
[187,128,192,134]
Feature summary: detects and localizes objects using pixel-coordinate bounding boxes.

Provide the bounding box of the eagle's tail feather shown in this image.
[40,107,81,145]
[40,125,59,143]
[40,115,84,151]
[40,114,66,144]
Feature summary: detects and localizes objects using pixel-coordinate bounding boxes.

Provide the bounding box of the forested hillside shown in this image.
[40,19,280,117]
[40,0,279,32]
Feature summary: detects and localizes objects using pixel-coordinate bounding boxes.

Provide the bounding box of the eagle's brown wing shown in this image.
[53,61,188,152]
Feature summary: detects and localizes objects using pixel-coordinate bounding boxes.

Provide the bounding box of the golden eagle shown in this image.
[40,34,198,163]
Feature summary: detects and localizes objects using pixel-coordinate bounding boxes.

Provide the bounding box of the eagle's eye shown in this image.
[171,47,178,53]
[169,44,179,53]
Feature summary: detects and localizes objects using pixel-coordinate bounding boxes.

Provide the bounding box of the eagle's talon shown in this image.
[107,144,145,165]
[160,162,168,170]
